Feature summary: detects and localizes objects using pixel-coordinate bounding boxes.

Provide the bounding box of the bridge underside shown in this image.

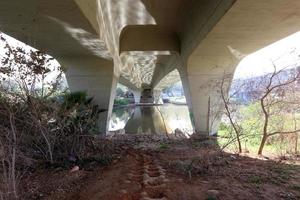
[1,0,300,133]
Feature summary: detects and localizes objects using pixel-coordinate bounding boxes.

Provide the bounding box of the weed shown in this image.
[159,143,169,150]
[249,176,263,184]
[291,184,300,192]
[206,197,218,200]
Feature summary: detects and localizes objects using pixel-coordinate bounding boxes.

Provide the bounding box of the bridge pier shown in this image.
[131,90,141,104]
[180,65,232,135]
[153,89,163,104]
[63,57,118,133]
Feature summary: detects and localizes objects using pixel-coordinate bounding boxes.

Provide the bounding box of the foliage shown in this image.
[116,87,125,97]
[218,102,300,155]
[216,63,300,155]
[114,98,130,106]
[0,34,104,199]
[159,143,169,150]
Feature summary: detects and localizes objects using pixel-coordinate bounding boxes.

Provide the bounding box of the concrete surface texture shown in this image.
[1,0,300,133]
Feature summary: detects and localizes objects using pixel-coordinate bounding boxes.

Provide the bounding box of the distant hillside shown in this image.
[231,66,300,104]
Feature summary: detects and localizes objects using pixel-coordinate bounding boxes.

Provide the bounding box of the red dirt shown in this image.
[20,137,300,200]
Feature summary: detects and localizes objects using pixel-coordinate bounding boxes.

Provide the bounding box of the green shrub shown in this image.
[114,98,130,106]
[159,143,169,150]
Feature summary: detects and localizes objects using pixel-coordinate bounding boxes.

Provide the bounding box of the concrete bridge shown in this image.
[1,0,300,134]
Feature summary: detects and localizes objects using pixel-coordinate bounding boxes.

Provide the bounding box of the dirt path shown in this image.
[126,150,169,199]
[72,145,300,200]
[74,149,170,200]
[23,137,300,200]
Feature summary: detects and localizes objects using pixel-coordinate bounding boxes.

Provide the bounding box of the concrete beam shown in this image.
[119,76,139,92]
[180,0,236,59]
[62,56,117,133]
[151,54,181,89]
[120,25,180,54]
[153,69,182,93]
[0,0,110,59]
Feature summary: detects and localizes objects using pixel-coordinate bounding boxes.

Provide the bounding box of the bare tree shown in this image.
[210,61,300,155]
[251,65,300,155]
[0,101,20,200]
[202,70,252,153]
[218,73,243,153]
[0,32,105,199]
[0,33,64,198]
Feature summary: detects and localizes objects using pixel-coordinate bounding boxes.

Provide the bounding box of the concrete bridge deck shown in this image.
[1,0,300,133]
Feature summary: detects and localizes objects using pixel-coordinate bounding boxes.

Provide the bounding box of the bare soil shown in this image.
[19,135,300,200]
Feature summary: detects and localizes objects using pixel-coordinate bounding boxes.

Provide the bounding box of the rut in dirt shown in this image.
[123,150,170,200]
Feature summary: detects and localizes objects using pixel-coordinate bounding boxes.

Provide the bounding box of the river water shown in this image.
[109,104,193,135]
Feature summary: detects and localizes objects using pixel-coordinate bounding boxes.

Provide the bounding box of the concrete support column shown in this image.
[63,57,118,133]
[179,66,228,135]
[153,89,163,104]
[131,90,141,104]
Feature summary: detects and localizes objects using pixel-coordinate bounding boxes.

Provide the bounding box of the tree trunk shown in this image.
[293,114,298,154]
[220,77,242,153]
[236,134,242,153]
[295,133,298,154]
[258,135,268,155]
[9,113,18,199]
[259,97,269,156]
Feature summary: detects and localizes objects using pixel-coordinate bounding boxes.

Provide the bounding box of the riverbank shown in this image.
[18,134,300,200]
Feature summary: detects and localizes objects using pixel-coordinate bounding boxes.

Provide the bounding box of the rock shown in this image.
[206,190,220,199]
[200,180,209,184]
[174,128,187,138]
[120,189,127,194]
[124,180,131,183]
[112,159,118,164]
[68,153,77,162]
[70,165,80,173]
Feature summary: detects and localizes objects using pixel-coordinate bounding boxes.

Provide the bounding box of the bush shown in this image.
[0,34,105,199]
[114,98,130,106]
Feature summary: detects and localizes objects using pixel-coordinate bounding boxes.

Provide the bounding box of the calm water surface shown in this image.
[109,104,193,135]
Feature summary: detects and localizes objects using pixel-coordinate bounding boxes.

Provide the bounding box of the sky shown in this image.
[1,31,300,82]
[233,31,300,79]
[0,33,35,58]
[0,32,64,85]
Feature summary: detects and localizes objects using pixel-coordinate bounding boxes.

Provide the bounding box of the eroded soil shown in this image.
[20,135,300,200]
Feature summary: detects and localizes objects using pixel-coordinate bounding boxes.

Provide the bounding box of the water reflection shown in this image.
[109,104,193,135]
